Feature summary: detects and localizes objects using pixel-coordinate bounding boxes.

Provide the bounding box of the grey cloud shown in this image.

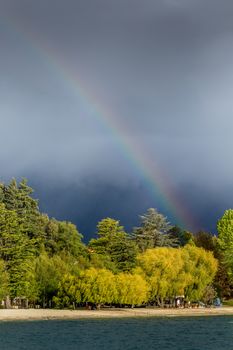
[0,0,233,236]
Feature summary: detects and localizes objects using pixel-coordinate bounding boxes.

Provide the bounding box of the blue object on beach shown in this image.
[213,298,222,307]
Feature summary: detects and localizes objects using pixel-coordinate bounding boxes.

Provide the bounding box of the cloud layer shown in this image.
[1,0,233,237]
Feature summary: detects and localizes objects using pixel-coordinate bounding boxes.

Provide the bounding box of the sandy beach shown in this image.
[0,307,232,321]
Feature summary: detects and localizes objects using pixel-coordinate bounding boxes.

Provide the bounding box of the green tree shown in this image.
[43,217,86,258]
[1,179,45,250]
[0,203,37,300]
[1,178,18,211]
[217,209,233,279]
[0,182,5,202]
[0,260,9,302]
[96,218,125,238]
[109,237,138,272]
[213,246,233,299]
[194,231,215,251]
[53,274,84,309]
[191,229,232,299]
[133,208,177,252]
[169,226,194,246]
[34,253,71,308]
[89,218,138,272]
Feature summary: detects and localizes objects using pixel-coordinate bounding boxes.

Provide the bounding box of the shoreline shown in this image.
[0,307,233,321]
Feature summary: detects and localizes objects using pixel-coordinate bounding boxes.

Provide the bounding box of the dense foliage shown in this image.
[217,210,233,279]
[0,179,232,309]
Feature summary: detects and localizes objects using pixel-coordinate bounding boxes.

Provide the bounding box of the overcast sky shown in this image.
[1,0,233,239]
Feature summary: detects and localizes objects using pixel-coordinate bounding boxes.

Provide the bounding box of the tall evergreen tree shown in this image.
[0,203,37,300]
[1,179,43,244]
[89,218,138,272]
[133,208,177,251]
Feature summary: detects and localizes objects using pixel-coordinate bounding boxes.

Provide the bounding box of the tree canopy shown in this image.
[217,210,233,280]
[133,208,177,251]
[0,178,231,308]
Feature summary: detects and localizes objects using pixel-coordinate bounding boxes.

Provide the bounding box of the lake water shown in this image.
[0,316,232,349]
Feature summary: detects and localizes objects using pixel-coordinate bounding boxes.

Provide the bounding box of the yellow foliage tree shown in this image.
[137,248,186,306]
[182,245,218,301]
[82,268,117,306]
[137,246,218,305]
[115,273,149,306]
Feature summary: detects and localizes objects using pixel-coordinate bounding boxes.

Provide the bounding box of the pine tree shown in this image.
[0,203,37,300]
[133,208,177,251]
[88,218,138,272]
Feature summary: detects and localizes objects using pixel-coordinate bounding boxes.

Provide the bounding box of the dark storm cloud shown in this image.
[30,176,154,242]
[0,0,233,235]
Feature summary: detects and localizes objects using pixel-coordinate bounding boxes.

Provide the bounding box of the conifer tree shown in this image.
[0,203,37,300]
[217,209,233,279]
[89,218,138,272]
[133,208,177,251]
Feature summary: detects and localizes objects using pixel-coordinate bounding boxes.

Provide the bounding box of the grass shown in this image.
[222,299,233,307]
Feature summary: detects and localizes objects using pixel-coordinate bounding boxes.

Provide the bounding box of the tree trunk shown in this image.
[161,298,164,308]
[5,296,11,309]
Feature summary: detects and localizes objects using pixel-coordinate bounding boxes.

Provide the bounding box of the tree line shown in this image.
[0,179,232,309]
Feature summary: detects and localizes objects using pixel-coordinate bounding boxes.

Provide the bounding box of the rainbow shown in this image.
[2,16,196,230]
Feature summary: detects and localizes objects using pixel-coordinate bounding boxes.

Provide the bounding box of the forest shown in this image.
[0,179,232,309]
